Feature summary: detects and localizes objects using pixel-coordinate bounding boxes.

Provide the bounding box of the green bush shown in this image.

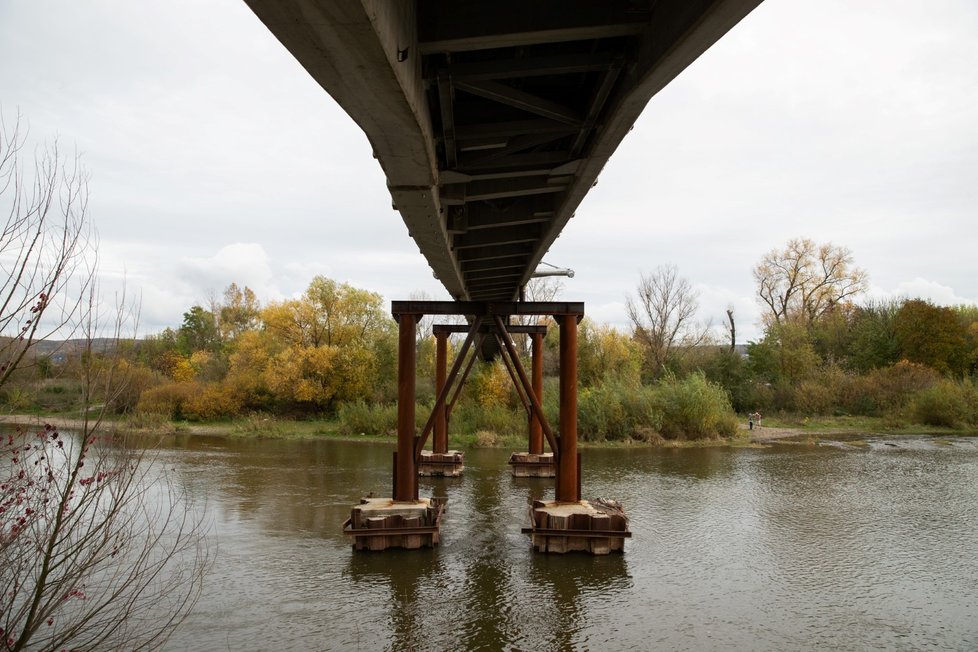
[577,381,660,441]
[737,381,775,415]
[792,380,835,415]
[651,372,738,440]
[124,410,174,431]
[451,402,525,437]
[843,360,941,416]
[911,379,978,428]
[2,386,37,411]
[338,401,397,436]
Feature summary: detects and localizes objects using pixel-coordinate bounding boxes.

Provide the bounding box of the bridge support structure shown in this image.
[344,300,630,553]
[509,329,556,477]
[419,328,465,476]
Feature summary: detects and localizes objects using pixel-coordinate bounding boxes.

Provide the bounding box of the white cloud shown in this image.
[869,278,977,307]
[178,243,279,301]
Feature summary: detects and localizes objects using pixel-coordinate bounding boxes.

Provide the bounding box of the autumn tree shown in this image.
[894,299,970,375]
[626,264,706,378]
[576,320,642,387]
[263,276,385,348]
[217,283,260,342]
[754,238,867,326]
[956,305,978,375]
[260,276,390,411]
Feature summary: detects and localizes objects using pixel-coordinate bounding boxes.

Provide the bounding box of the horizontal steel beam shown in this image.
[392,300,584,318]
[460,256,528,272]
[453,225,540,250]
[432,323,548,335]
[436,52,620,82]
[456,243,531,263]
[454,119,577,141]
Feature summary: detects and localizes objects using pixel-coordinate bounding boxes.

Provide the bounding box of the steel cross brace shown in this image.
[493,314,560,456]
[413,315,484,460]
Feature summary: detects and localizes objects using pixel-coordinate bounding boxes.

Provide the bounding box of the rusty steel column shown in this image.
[433,331,448,454]
[529,332,544,455]
[395,313,418,501]
[557,314,579,502]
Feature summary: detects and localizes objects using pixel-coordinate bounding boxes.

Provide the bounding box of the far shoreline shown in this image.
[3,413,974,448]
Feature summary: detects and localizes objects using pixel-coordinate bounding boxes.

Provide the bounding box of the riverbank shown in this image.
[4,412,974,448]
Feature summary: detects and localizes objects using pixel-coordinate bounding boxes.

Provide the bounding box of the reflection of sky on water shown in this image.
[155,436,978,651]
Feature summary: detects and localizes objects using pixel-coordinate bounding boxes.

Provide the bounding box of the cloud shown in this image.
[178,243,279,299]
[869,278,977,307]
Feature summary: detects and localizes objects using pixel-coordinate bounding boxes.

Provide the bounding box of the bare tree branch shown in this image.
[0,112,94,390]
[1,112,210,651]
[627,264,705,377]
[753,237,867,326]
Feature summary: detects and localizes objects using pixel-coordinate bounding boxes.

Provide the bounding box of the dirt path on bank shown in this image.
[0,414,222,436]
[740,423,805,442]
[1,414,95,430]
[3,413,810,444]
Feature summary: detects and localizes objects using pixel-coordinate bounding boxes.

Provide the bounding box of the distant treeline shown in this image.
[7,238,978,439]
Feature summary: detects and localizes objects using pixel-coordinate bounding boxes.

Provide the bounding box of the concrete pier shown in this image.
[344,497,445,551]
[523,499,631,555]
[419,450,465,476]
[508,451,556,477]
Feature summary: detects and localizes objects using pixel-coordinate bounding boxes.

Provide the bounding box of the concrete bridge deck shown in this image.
[244,0,762,302]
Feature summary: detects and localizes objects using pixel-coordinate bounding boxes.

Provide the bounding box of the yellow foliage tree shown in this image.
[264,345,338,406]
[170,356,196,383]
[262,276,387,348]
[578,320,642,386]
[225,330,273,406]
[470,361,513,408]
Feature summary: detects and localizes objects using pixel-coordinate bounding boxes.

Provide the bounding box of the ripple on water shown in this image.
[158,437,978,651]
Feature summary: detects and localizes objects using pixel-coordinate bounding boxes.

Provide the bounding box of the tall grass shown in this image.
[652,372,739,440]
[577,381,659,441]
[337,401,397,436]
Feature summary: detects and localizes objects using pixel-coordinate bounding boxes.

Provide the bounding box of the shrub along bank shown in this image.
[336,372,738,443]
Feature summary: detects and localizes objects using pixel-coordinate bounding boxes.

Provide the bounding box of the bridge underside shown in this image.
[244,0,762,301]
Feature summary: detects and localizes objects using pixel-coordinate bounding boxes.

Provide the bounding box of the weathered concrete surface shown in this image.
[346,497,444,551]
[418,450,465,477]
[509,451,556,478]
[527,499,630,555]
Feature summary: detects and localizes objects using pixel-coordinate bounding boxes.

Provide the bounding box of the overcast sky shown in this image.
[2,0,976,341]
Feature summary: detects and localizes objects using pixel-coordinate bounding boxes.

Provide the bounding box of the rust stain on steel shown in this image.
[557,313,579,503]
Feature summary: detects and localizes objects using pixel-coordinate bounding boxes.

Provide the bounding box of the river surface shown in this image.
[156,435,978,651]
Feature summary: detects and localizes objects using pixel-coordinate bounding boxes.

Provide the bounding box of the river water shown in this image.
[157,435,978,651]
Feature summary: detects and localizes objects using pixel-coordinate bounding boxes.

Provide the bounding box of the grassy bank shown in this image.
[5,411,975,451]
